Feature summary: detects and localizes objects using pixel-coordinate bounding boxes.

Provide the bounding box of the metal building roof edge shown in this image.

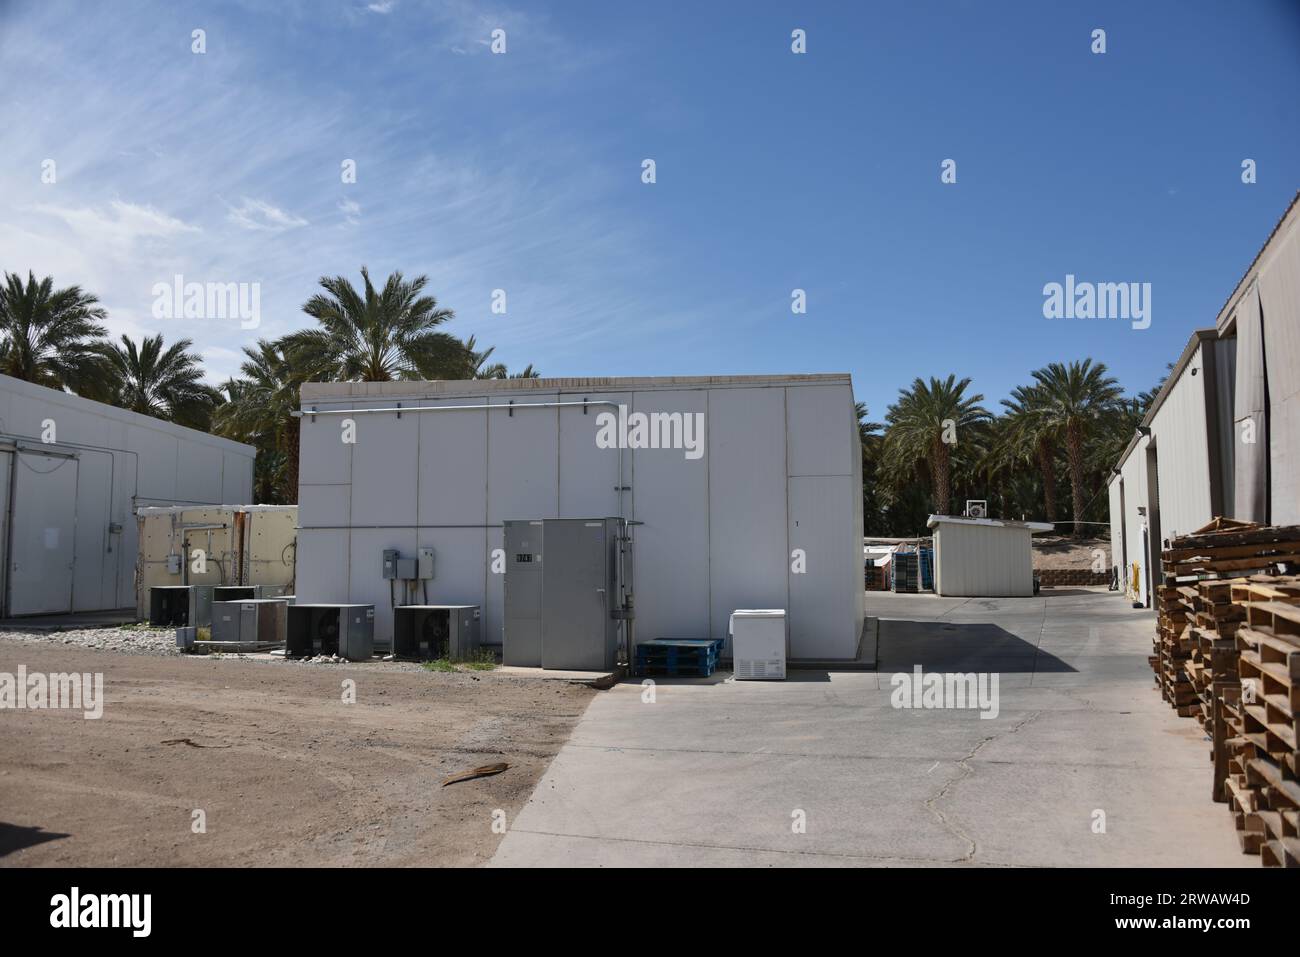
[0,372,256,457]
[300,372,854,403]
[926,514,1054,532]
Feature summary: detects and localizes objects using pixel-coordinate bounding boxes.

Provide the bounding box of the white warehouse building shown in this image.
[1108,192,1300,605]
[0,374,256,616]
[295,374,866,663]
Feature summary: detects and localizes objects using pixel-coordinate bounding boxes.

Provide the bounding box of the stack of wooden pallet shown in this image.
[1220,577,1300,867]
[1190,578,1245,735]
[1153,519,1300,716]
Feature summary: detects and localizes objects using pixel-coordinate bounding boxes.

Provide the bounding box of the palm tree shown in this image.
[282,266,469,381]
[100,333,220,428]
[465,334,541,379]
[1031,360,1123,537]
[0,270,110,395]
[212,339,304,502]
[881,375,991,515]
[1000,383,1059,523]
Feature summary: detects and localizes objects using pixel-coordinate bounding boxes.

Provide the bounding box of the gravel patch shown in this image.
[0,626,180,656]
[0,628,484,674]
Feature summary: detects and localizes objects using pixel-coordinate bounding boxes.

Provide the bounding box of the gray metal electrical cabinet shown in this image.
[381,549,400,579]
[286,603,375,660]
[211,598,288,645]
[504,518,624,671]
[393,605,481,660]
[503,521,545,666]
[542,519,621,671]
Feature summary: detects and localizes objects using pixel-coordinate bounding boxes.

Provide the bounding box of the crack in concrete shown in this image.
[501,825,1038,867]
[923,708,1043,862]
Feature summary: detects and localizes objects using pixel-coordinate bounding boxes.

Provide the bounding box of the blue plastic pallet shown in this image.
[634,661,717,677]
[633,639,722,677]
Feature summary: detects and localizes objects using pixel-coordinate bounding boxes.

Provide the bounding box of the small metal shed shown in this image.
[926,515,1053,597]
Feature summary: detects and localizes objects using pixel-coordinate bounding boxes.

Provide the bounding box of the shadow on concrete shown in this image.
[0,822,70,858]
[621,669,834,686]
[877,620,1076,674]
[0,609,136,632]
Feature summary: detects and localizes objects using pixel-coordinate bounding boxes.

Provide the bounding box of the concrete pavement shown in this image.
[490,588,1249,867]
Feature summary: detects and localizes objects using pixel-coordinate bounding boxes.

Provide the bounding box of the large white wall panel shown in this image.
[296,528,350,604]
[789,475,861,655]
[707,387,789,647]
[416,401,488,526]
[558,393,630,518]
[1149,347,1213,541]
[629,390,710,642]
[1260,223,1300,525]
[487,395,559,525]
[350,407,419,527]
[1119,441,1149,603]
[787,385,854,477]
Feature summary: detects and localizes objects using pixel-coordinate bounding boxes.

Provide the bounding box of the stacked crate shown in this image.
[1154,520,1300,715]
[633,638,724,678]
[1222,578,1300,867]
[1154,579,1198,716]
[1150,520,1300,866]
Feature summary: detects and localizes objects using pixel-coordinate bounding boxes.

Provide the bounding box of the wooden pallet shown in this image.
[1150,532,1300,867]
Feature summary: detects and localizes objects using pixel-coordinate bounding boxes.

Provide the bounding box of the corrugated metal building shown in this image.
[0,373,256,616]
[1108,192,1300,605]
[928,515,1052,597]
[294,374,865,662]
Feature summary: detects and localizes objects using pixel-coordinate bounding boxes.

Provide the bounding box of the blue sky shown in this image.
[1,0,1297,419]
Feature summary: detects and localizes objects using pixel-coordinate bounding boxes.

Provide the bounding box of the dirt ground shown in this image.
[0,639,594,866]
[1032,535,1109,569]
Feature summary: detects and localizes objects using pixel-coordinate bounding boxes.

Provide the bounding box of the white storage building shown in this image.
[294,374,866,662]
[1108,192,1300,605]
[0,374,256,616]
[927,515,1052,597]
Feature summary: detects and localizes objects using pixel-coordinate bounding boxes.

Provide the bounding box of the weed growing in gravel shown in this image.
[421,649,497,673]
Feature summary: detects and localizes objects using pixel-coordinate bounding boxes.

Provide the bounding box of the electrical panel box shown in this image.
[393,605,481,660]
[394,557,417,580]
[504,518,627,671]
[381,549,400,580]
[418,547,435,580]
[503,521,544,666]
[211,598,288,646]
[286,604,375,660]
[148,584,215,628]
[166,554,182,575]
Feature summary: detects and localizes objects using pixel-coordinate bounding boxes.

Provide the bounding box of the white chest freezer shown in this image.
[729,609,786,680]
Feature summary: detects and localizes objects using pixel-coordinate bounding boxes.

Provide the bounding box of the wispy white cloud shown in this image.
[226,198,309,233]
[366,1,396,13]
[31,199,200,245]
[338,197,362,226]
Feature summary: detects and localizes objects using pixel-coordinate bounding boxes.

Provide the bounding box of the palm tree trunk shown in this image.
[283,416,301,504]
[931,440,952,515]
[1066,424,1086,537]
[1037,439,1058,523]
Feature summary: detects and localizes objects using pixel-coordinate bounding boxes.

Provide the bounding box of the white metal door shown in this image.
[9,450,79,615]
[787,475,858,660]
